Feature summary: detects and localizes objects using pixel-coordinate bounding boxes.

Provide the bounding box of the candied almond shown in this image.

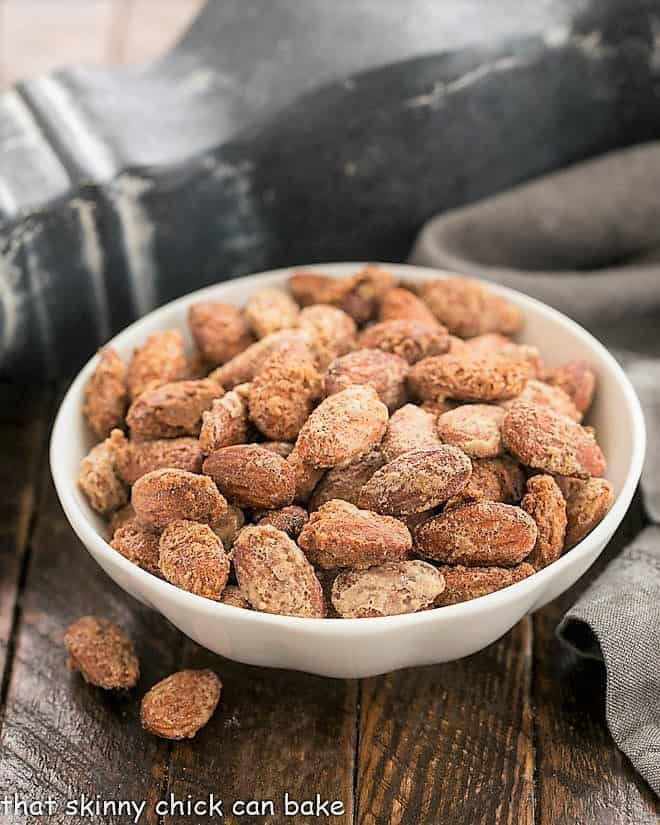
[502,404,606,478]
[295,385,388,469]
[64,616,139,690]
[437,404,505,458]
[503,379,581,422]
[298,499,412,570]
[359,446,472,515]
[310,450,385,510]
[288,271,345,307]
[78,438,128,515]
[324,348,409,411]
[409,353,532,403]
[111,430,203,485]
[445,456,526,509]
[381,404,441,462]
[358,320,449,365]
[297,304,357,369]
[465,335,543,377]
[414,501,537,566]
[126,330,188,400]
[127,379,221,440]
[521,475,567,569]
[255,505,309,538]
[557,476,614,550]
[141,669,221,739]
[420,398,461,417]
[260,441,294,458]
[233,525,325,617]
[292,266,394,322]
[244,287,300,338]
[82,347,128,440]
[110,503,137,533]
[199,389,250,453]
[435,563,535,606]
[159,520,230,600]
[544,360,596,414]
[378,287,439,326]
[132,468,227,529]
[188,301,254,366]
[209,329,309,388]
[111,522,161,576]
[332,560,445,618]
[286,444,325,502]
[203,444,295,509]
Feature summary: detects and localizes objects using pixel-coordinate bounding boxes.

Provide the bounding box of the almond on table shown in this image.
[64,616,139,690]
[141,669,222,739]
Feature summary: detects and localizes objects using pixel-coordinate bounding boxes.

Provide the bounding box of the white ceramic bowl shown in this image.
[51,264,645,678]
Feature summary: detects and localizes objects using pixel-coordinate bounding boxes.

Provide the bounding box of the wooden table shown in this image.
[0,384,657,824]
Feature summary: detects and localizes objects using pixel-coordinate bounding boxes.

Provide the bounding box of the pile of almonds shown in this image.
[79,266,613,620]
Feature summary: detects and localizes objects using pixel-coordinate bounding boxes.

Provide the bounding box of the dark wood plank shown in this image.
[356,619,535,825]
[533,494,660,824]
[162,639,358,824]
[0,465,182,824]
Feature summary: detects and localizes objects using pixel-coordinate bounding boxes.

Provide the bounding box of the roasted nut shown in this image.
[309,450,385,510]
[82,347,128,439]
[381,404,441,462]
[255,505,309,538]
[288,271,345,306]
[557,476,614,549]
[110,503,137,533]
[435,563,535,606]
[79,439,128,514]
[159,520,230,600]
[188,301,254,365]
[220,586,251,609]
[502,403,606,478]
[521,475,567,569]
[203,444,296,509]
[126,330,188,400]
[503,379,581,422]
[141,669,221,739]
[544,360,596,414]
[414,501,537,566]
[244,287,300,338]
[110,430,203,484]
[209,329,309,388]
[359,446,472,515]
[409,353,532,403]
[199,389,250,453]
[297,304,357,369]
[437,404,505,458]
[331,560,445,618]
[233,525,325,617]
[417,277,523,337]
[324,349,409,411]
[111,522,161,576]
[132,468,227,529]
[358,320,449,365]
[290,265,393,322]
[286,444,325,502]
[260,441,294,458]
[210,504,245,549]
[445,456,526,508]
[378,287,439,326]
[248,346,322,440]
[127,379,221,440]
[295,385,388,468]
[465,335,543,377]
[298,499,412,570]
[64,616,139,690]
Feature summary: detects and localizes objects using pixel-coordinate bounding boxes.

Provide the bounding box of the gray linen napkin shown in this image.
[410,141,660,795]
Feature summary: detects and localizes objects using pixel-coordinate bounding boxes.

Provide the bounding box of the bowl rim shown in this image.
[50,262,646,634]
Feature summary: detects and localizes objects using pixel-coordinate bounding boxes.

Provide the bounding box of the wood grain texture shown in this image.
[357,619,535,825]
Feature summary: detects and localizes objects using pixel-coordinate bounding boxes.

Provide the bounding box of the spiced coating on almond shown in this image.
[291,266,393,323]
[324,349,409,411]
[502,403,606,478]
[544,360,596,414]
[465,335,543,377]
[83,347,128,440]
[287,444,325,502]
[358,320,450,365]
[220,585,251,609]
[245,287,300,338]
[188,301,254,366]
[110,430,203,485]
[381,404,441,462]
[209,329,309,388]
[233,525,325,617]
[159,520,230,600]
[132,468,227,529]
[378,287,440,326]
[414,501,537,566]
[503,379,581,422]
[359,446,472,515]
[435,563,535,606]
[296,385,388,469]
[298,304,357,369]
[78,439,128,514]
[199,390,250,453]
[437,404,505,458]
[260,441,294,458]
[309,450,385,511]
[298,499,412,570]
[203,444,296,509]
[445,456,526,509]
[521,475,567,569]
[141,669,221,740]
[126,378,221,440]
[111,522,161,576]
[409,353,532,403]
[109,503,137,533]
[248,346,322,440]
[332,560,445,618]
[255,505,309,538]
[126,329,188,400]
[64,616,139,690]
[557,476,614,550]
